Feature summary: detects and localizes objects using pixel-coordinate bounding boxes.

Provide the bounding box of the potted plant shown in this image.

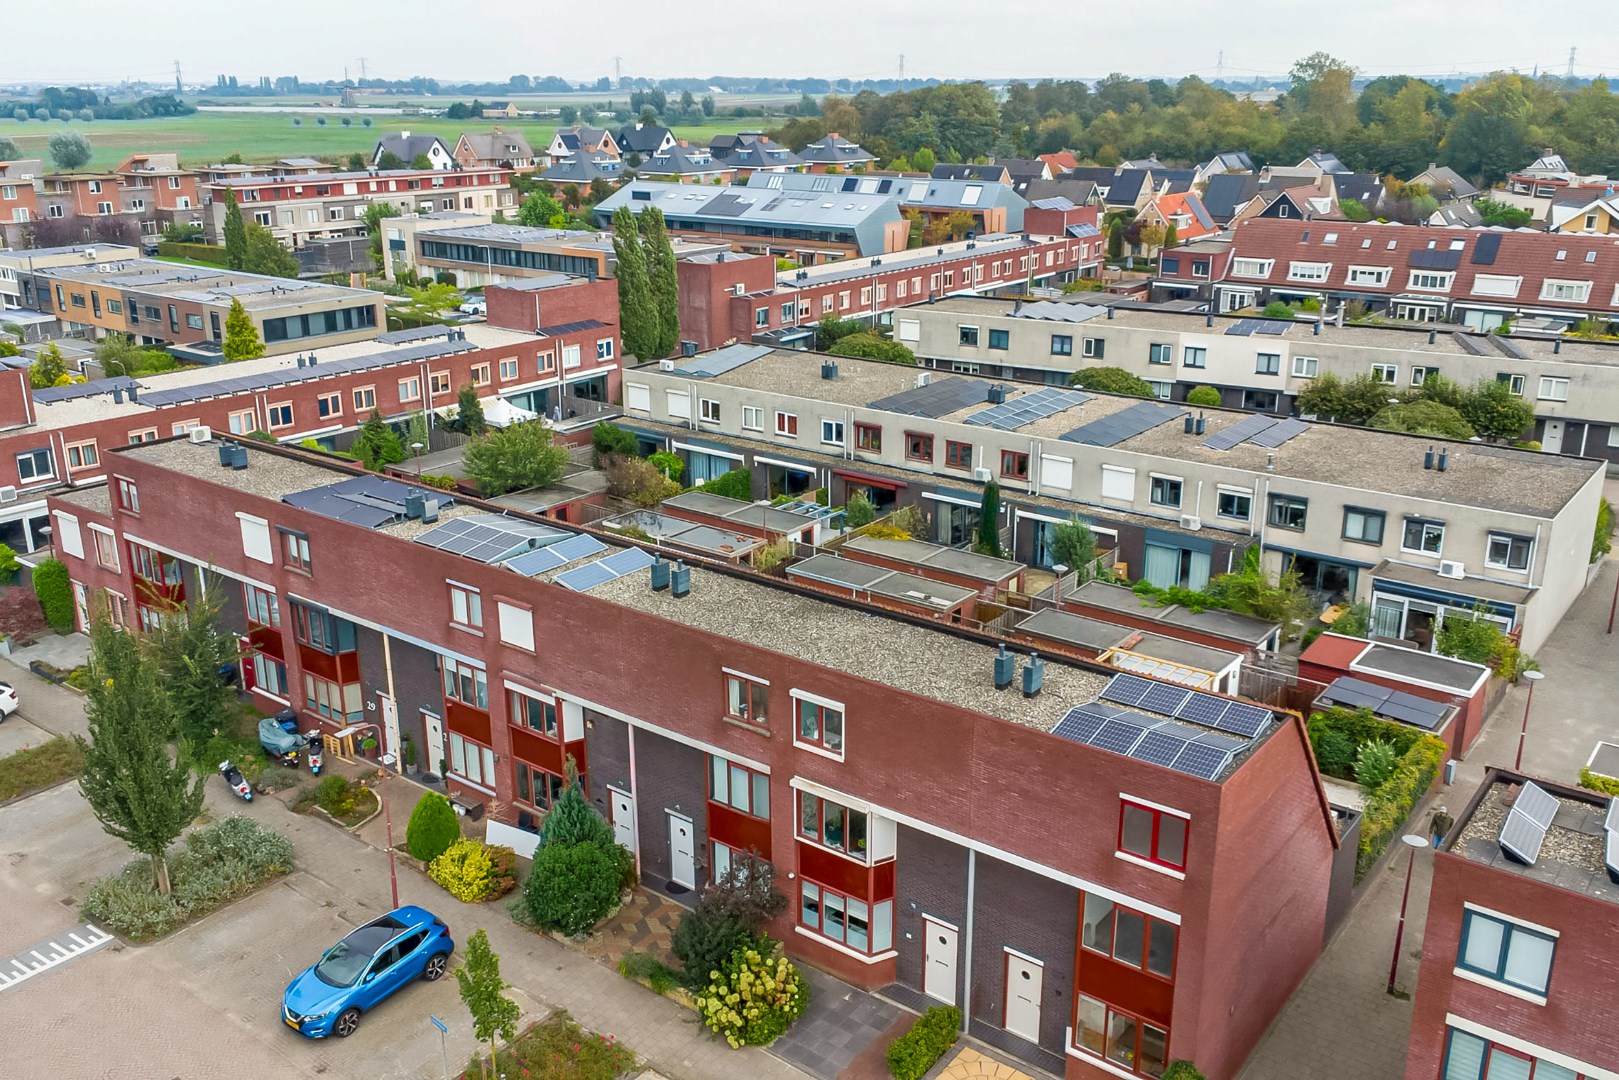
[360,734,378,759]
[402,734,419,777]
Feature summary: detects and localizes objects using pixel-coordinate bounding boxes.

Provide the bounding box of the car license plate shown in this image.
[285,1015,299,1030]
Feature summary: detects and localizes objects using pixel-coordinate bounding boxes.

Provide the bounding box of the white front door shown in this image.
[922,918,959,1004]
[610,788,637,853]
[666,811,695,888]
[1003,949,1044,1043]
[422,710,445,778]
[1542,420,1564,454]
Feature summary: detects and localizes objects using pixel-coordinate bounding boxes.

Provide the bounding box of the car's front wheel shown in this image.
[334,1008,361,1038]
[423,952,449,982]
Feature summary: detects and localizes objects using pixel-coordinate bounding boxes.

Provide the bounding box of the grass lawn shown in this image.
[0,735,86,802]
[0,113,785,172]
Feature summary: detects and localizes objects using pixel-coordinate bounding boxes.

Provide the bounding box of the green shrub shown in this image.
[156,241,230,266]
[524,839,625,936]
[673,906,758,988]
[647,450,684,483]
[1262,300,1296,319]
[886,1005,962,1080]
[1356,735,1447,880]
[591,421,638,464]
[1313,729,1356,778]
[0,542,21,577]
[404,791,461,863]
[429,837,513,903]
[619,950,680,994]
[419,473,459,491]
[845,490,877,528]
[1594,498,1613,564]
[1579,767,1619,797]
[32,558,73,632]
[542,782,614,847]
[316,774,356,816]
[1162,1063,1208,1080]
[1185,385,1222,408]
[1355,739,1400,791]
[699,468,752,500]
[697,944,810,1048]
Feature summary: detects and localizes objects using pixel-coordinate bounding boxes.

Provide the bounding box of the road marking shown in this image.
[0,923,112,992]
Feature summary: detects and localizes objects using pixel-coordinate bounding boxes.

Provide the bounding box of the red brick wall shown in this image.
[676,256,773,351]
[1406,850,1619,1079]
[485,277,620,336]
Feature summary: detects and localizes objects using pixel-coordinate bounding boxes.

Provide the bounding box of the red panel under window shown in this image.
[1076,951,1175,1028]
[445,699,493,745]
[562,737,588,779]
[797,841,871,898]
[246,624,283,660]
[872,858,896,902]
[296,643,339,681]
[708,801,773,860]
[509,725,563,774]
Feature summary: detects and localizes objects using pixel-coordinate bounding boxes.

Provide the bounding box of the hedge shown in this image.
[887,1005,961,1080]
[32,558,74,633]
[155,241,230,266]
[1356,733,1447,880]
[1579,767,1619,797]
[698,468,752,501]
[1306,707,1424,782]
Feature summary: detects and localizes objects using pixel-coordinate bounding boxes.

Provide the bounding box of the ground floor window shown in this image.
[249,653,287,697]
[686,450,734,484]
[449,732,496,789]
[1371,592,1515,652]
[514,761,563,810]
[1441,1026,1588,1079]
[1074,996,1168,1077]
[798,878,892,955]
[305,674,361,723]
[1143,544,1210,591]
[1288,554,1358,606]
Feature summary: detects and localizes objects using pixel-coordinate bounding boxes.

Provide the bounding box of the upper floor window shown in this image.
[775,411,798,437]
[115,476,140,513]
[509,688,557,736]
[1486,533,1532,572]
[290,601,355,654]
[1118,798,1188,873]
[1457,906,1555,997]
[799,791,866,858]
[794,691,844,757]
[944,440,973,470]
[243,583,280,628]
[353,386,376,411]
[1148,344,1173,365]
[1255,352,1281,375]
[855,423,881,453]
[16,447,53,483]
[710,756,769,821]
[742,405,762,431]
[1083,337,1104,357]
[1342,507,1386,545]
[1082,893,1177,980]
[1001,451,1029,480]
[1267,494,1307,531]
[725,672,768,727]
[820,419,845,446]
[129,542,183,587]
[959,325,979,346]
[701,398,721,424]
[1402,517,1445,555]
[65,441,98,471]
[448,581,483,629]
[1052,334,1074,356]
[1182,346,1206,369]
[91,528,119,571]
[905,432,933,462]
[279,528,311,573]
[1408,270,1454,292]
[442,657,489,710]
[1538,376,1569,402]
[1149,475,1182,509]
[988,328,1009,350]
[1217,488,1251,520]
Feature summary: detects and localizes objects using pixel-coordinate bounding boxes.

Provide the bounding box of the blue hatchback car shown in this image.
[282,905,454,1038]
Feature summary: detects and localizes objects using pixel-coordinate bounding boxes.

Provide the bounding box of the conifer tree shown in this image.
[638,206,680,358]
[222,188,247,271]
[611,207,657,360]
[221,297,264,361]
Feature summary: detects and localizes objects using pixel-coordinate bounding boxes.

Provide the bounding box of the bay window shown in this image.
[509,689,557,736]
[798,791,867,858]
[514,762,563,809]
[799,880,892,955]
[442,657,489,709]
[1083,893,1177,979]
[1075,996,1169,1078]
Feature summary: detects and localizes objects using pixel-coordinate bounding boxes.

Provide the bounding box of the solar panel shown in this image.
[1471,233,1501,265]
[1173,693,1229,726]
[1051,706,1111,745]
[1320,676,1391,711]
[1606,829,1619,882]
[1451,332,1489,356]
[598,546,656,575]
[33,376,139,404]
[505,534,606,576]
[1059,401,1186,447]
[1131,730,1192,768]
[1099,673,1155,707]
[1605,798,1619,833]
[1499,806,1549,865]
[415,514,563,563]
[554,561,616,592]
[1379,695,1449,731]
[1172,743,1231,780]
[963,388,1090,429]
[1202,413,1277,451]
[1140,682,1194,716]
[1190,730,1250,753]
[1215,702,1272,738]
[1224,319,1258,337]
[1512,781,1560,829]
[374,325,455,345]
[1249,417,1309,448]
[1255,320,1294,335]
[1092,719,1150,755]
[678,343,772,378]
[869,378,993,419]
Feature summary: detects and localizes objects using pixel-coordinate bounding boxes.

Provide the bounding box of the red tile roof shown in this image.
[1039,152,1080,174]
[1152,192,1218,241]
[1224,219,1619,313]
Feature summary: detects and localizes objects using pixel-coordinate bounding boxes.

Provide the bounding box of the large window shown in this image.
[798,792,866,858]
[1149,475,1182,509]
[800,880,892,955]
[1216,488,1251,521]
[261,302,377,343]
[1052,334,1074,356]
[1342,507,1386,545]
[1440,1028,1586,1080]
[725,673,768,727]
[243,583,280,628]
[442,657,489,710]
[1075,996,1169,1078]
[1119,799,1188,872]
[448,582,483,629]
[1148,344,1173,365]
[448,732,496,788]
[1486,533,1532,572]
[1457,908,1556,996]
[1267,494,1308,531]
[1001,451,1029,480]
[290,602,354,653]
[16,447,53,482]
[905,432,933,462]
[509,689,557,736]
[944,440,972,470]
[129,543,183,587]
[988,328,1009,350]
[514,762,564,809]
[709,756,769,820]
[795,693,844,756]
[855,423,881,453]
[1082,893,1177,980]
[304,674,361,723]
[1182,346,1206,369]
[1402,517,1445,555]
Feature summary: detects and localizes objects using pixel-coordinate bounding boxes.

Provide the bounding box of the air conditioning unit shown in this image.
[1180,514,1202,531]
[731,283,746,296]
[188,425,213,444]
[0,486,15,504]
[973,467,992,482]
[658,358,676,371]
[1438,560,1465,579]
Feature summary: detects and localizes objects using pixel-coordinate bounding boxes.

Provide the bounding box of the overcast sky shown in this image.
[14,1,1619,85]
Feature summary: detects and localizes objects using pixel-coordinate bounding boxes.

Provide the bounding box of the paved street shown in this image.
[1239,557,1619,1080]
[0,661,805,1080]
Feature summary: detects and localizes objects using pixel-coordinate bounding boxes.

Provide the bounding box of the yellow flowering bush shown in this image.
[428,838,516,903]
[696,943,810,1048]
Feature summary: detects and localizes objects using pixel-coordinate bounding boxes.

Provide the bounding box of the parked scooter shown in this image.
[305,733,323,776]
[219,759,253,802]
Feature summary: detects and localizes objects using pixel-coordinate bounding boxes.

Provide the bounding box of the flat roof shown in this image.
[841,534,1022,583]
[657,348,1599,518]
[1070,580,1279,644]
[1370,560,1537,607]
[599,510,767,559]
[1354,642,1491,694]
[787,553,977,610]
[1017,606,1132,651]
[1451,775,1618,906]
[1127,633,1242,673]
[663,489,811,534]
[33,259,378,313]
[774,234,1037,290]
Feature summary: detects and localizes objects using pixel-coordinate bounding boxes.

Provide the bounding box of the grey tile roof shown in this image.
[1104,170,1148,206]
[373,133,450,162]
[797,134,876,165]
[1020,178,1100,204]
[541,157,625,183]
[459,130,535,161]
[639,144,729,177]
[1202,174,1261,222]
[930,164,1009,182]
[616,124,673,155]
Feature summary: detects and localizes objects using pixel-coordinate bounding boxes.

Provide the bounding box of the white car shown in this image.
[457,298,486,317]
[0,681,17,718]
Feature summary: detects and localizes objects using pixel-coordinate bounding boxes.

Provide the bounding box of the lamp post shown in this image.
[1514,669,1546,772]
[1051,563,1069,608]
[383,793,400,908]
[411,441,424,479]
[1387,833,1430,995]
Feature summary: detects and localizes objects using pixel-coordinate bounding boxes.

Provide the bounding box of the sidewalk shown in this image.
[2,653,91,741]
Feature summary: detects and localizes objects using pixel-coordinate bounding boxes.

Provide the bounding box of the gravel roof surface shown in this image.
[53,485,112,515]
[1454,781,1618,904]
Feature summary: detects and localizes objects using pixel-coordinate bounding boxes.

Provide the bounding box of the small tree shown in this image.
[844,490,877,529]
[456,383,487,436]
[221,298,264,362]
[977,479,1002,557]
[76,615,205,896]
[591,421,638,463]
[405,790,462,862]
[1186,385,1222,407]
[47,131,93,171]
[1461,379,1535,442]
[148,585,241,745]
[815,314,864,350]
[410,153,433,170]
[455,929,520,1080]
[1068,366,1155,398]
[29,343,68,389]
[242,223,301,278]
[222,188,247,270]
[32,557,74,631]
[1261,300,1296,319]
[1368,400,1475,440]
[463,422,568,497]
[1052,520,1096,578]
[517,192,563,228]
[351,410,406,471]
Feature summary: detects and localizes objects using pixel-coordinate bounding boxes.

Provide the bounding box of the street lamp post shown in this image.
[1387,833,1430,995]
[383,793,400,908]
[411,441,424,479]
[1514,669,1546,772]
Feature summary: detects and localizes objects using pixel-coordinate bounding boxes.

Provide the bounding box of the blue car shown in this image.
[282,906,454,1038]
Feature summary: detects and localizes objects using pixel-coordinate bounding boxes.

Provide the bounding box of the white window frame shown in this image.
[1370,363,1398,384]
[1407,270,1454,292]
[790,688,846,762]
[1539,279,1591,303]
[1347,266,1391,286]
[1100,465,1135,502]
[1485,532,1533,573]
[1286,261,1331,282]
[448,581,483,630]
[820,418,844,446]
[700,398,721,423]
[1292,355,1319,378]
[1537,376,1569,402]
[1401,517,1446,556]
[1230,257,1274,278]
[775,411,798,437]
[742,405,763,431]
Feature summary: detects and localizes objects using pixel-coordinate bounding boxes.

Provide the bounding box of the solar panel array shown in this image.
[282,474,447,529]
[677,343,773,378]
[138,339,477,409]
[1059,400,1186,447]
[1224,318,1294,337]
[963,388,1090,430]
[33,375,139,404]
[1200,414,1310,452]
[1498,780,1560,865]
[1050,699,1251,780]
[504,533,607,577]
[554,546,656,592]
[374,325,458,345]
[1318,676,1450,731]
[1471,232,1501,265]
[869,378,993,419]
[1099,673,1274,738]
[414,514,565,563]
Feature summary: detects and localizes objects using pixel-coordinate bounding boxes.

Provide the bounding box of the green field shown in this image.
[0,112,782,171]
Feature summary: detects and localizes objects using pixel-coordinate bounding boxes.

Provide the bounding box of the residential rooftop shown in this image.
[653,347,1601,518]
[771,233,1039,291]
[29,259,378,313]
[205,166,506,187]
[1450,772,1618,906]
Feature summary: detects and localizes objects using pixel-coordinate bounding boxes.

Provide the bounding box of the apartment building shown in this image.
[895,298,1619,461]
[0,242,141,310]
[0,158,44,240]
[619,347,1603,654]
[743,172,1030,236]
[203,167,514,250]
[1215,219,1619,329]
[1405,769,1619,1080]
[47,432,1340,1080]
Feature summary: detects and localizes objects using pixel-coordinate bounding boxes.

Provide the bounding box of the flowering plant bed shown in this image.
[459,1009,636,1080]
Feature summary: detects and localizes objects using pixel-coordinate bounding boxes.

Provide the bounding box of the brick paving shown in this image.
[1239,558,1619,1080]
